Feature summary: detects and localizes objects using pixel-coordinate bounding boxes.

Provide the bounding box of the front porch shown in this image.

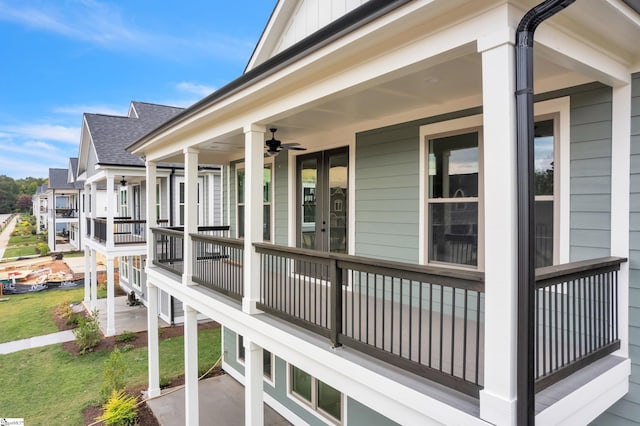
[151,227,626,401]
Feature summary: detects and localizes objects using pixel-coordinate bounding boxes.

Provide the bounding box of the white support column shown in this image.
[146,161,157,264]
[147,281,161,398]
[478,28,518,426]
[83,246,90,303]
[611,83,631,358]
[244,339,264,426]
[90,248,98,310]
[183,148,199,286]
[242,124,266,314]
[106,255,116,336]
[184,304,199,426]
[90,182,97,238]
[106,175,115,249]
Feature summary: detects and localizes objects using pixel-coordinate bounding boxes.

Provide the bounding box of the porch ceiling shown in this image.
[191,50,576,164]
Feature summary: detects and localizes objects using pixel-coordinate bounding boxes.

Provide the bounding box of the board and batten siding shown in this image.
[569,84,613,261]
[593,73,640,426]
[355,125,421,263]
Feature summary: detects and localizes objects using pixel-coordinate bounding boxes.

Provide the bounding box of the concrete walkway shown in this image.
[0,214,18,259]
[0,330,76,355]
[147,374,290,426]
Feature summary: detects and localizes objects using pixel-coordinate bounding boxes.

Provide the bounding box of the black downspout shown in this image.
[52,189,56,252]
[78,188,82,250]
[515,1,574,424]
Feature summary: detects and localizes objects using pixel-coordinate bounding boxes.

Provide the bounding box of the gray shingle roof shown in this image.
[86,102,183,167]
[49,168,82,190]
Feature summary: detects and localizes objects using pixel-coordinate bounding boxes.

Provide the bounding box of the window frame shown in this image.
[418,98,569,270]
[287,364,344,424]
[235,159,274,241]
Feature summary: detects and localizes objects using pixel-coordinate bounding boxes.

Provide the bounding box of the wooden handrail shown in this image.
[535,256,626,288]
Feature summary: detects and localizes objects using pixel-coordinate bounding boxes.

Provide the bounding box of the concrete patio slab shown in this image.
[87,295,169,336]
[147,374,290,426]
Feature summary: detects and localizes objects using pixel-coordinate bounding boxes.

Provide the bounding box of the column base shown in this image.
[242,298,262,315]
[106,327,116,337]
[479,389,517,426]
[146,387,161,399]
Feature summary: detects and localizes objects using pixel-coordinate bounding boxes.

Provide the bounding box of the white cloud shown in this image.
[24,141,57,151]
[54,104,127,116]
[0,1,255,62]
[176,82,216,97]
[2,124,79,145]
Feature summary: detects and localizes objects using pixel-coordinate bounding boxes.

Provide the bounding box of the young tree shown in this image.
[15,194,33,213]
[0,175,19,213]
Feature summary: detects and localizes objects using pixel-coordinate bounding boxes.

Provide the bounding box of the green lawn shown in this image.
[3,246,39,258]
[0,288,84,343]
[0,328,221,425]
[7,234,46,246]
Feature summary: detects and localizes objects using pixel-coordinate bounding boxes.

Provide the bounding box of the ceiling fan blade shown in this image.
[283,146,306,151]
[281,142,301,147]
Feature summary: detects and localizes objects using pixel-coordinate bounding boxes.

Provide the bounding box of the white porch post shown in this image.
[106,175,115,249]
[90,248,98,310]
[146,161,157,264]
[242,124,265,314]
[478,28,518,426]
[90,182,97,239]
[611,83,631,358]
[106,255,116,336]
[183,148,199,286]
[184,304,199,426]
[147,281,161,398]
[244,339,264,426]
[83,246,90,303]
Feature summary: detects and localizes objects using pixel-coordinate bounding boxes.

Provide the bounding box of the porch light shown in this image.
[120,176,127,186]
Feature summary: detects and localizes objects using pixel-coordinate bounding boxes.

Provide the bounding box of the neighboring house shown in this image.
[33,183,48,234]
[44,161,84,252]
[123,1,640,425]
[77,101,223,336]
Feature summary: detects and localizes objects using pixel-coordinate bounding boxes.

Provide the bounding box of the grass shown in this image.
[3,246,39,258]
[7,234,46,246]
[0,327,221,425]
[0,288,84,343]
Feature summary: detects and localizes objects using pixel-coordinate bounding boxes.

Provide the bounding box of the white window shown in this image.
[175,177,204,226]
[236,162,272,241]
[289,364,343,424]
[132,256,142,290]
[419,99,568,269]
[119,187,128,218]
[121,256,129,280]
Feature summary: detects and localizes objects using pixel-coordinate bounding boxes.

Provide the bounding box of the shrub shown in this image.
[66,313,80,327]
[57,302,74,319]
[115,331,137,344]
[73,309,101,354]
[97,390,137,426]
[37,243,49,256]
[101,348,127,401]
[159,376,172,388]
[119,344,134,353]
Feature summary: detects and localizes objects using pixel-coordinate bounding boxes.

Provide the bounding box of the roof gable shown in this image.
[246,0,368,71]
[48,168,82,190]
[80,101,184,169]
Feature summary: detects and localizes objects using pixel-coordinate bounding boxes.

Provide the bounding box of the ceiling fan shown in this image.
[265,128,306,157]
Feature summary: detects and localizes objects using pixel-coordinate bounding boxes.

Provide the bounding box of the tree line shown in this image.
[0,175,47,213]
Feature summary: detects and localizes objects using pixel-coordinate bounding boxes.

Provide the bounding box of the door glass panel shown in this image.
[300,158,318,250]
[329,152,348,253]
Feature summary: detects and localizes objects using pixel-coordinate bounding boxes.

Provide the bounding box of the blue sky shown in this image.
[0,0,276,179]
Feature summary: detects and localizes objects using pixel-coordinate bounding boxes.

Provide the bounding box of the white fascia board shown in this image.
[146,268,488,426]
[137,2,504,157]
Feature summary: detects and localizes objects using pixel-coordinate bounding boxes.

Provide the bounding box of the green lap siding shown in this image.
[222,327,399,425]
[593,73,640,425]
[274,153,289,245]
[568,84,613,261]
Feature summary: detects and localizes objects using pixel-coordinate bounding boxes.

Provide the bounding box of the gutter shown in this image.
[126,0,411,153]
[515,1,575,424]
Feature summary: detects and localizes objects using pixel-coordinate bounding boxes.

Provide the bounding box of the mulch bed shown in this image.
[51,303,220,425]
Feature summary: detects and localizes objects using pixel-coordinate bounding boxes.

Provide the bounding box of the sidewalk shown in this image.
[0,330,76,355]
[0,215,18,259]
